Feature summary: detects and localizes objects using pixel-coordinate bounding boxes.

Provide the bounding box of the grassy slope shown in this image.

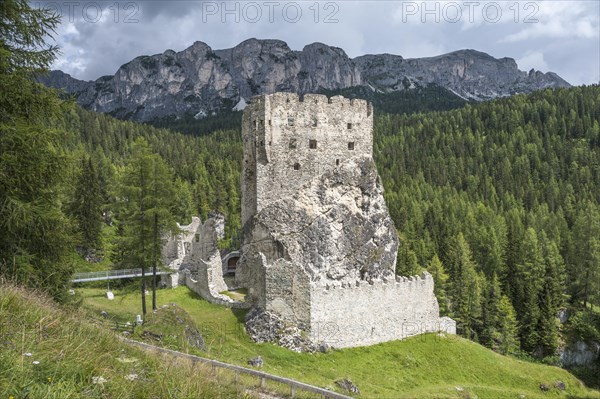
[0,282,241,399]
[81,286,600,399]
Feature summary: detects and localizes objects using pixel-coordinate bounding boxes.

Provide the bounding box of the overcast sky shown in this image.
[41,0,599,86]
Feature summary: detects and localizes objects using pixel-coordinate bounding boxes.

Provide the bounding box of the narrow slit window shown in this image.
[288,117,295,126]
[289,138,297,149]
[309,139,317,149]
[293,163,301,170]
[195,234,200,243]
[336,159,340,166]
[312,118,318,127]
[348,142,355,150]
[347,123,353,130]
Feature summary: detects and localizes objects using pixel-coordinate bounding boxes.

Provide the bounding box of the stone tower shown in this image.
[237,93,455,349]
[241,92,373,228]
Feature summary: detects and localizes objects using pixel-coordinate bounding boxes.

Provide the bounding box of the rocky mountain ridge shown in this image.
[40,38,571,121]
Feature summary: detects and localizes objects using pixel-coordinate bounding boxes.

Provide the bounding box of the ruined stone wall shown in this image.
[242,92,373,227]
[309,273,456,348]
[180,266,250,309]
[162,217,202,272]
[161,215,245,306]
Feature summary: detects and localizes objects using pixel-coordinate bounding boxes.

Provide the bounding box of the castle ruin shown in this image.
[236,93,455,348]
[161,214,247,308]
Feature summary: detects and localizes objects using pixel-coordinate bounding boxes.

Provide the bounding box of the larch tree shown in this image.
[427,255,449,316]
[495,294,519,355]
[116,138,176,315]
[515,228,545,353]
[147,153,177,311]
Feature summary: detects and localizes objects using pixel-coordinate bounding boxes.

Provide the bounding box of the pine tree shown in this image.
[495,295,519,355]
[0,0,75,301]
[427,255,449,316]
[446,233,482,340]
[70,157,103,251]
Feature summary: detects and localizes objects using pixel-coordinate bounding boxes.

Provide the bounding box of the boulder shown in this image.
[335,378,360,394]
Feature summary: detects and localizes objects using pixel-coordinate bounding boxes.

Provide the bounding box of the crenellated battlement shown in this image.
[242,92,373,153]
[319,272,433,292]
[248,92,372,115]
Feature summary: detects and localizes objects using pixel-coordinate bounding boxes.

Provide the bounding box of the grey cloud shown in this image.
[45,1,598,85]
[138,0,203,20]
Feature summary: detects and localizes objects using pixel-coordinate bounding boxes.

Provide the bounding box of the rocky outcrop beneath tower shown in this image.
[238,156,398,302]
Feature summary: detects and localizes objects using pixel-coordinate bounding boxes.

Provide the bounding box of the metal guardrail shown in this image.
[72,268,171,283]
[95,319,136,334]
[121,338,354,399]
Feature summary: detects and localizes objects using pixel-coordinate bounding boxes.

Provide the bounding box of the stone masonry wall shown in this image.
[242,92,373,227]
[309,272,456,348]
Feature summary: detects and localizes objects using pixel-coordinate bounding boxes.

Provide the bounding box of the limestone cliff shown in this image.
[354,49,569,100]
[39,39,569,121]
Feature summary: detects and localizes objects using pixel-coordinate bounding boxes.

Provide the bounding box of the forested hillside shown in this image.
[375,86,600,363]
[61,107,243,244]
[319,83,468,115]
[141,83,466,137]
